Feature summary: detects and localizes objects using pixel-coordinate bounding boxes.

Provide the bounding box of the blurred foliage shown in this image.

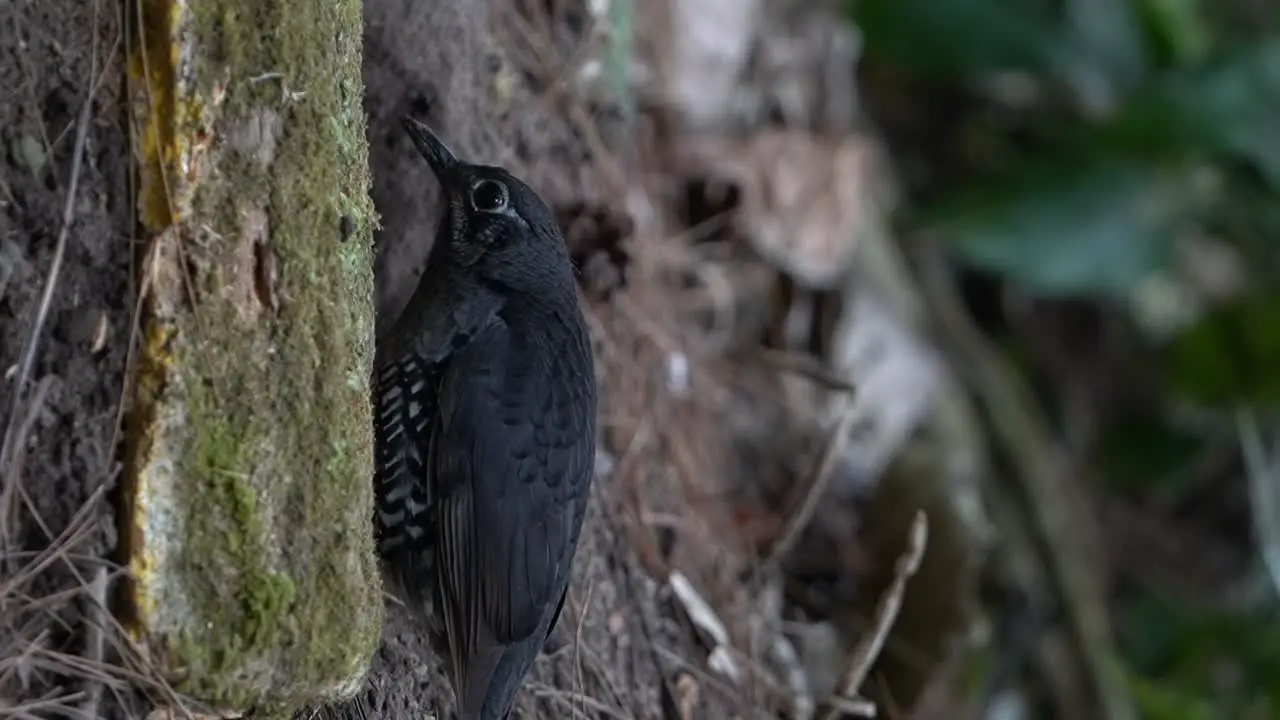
[928,155,1195,298]
[854,0,1151,109]
[850,0,1280,294]
[1164,293,1280,407]
[1120,593,1280,718]
[848,0,1280,716]
[1098,411,1207,496]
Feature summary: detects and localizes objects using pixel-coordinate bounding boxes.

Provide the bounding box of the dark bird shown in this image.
[373,117,598,719]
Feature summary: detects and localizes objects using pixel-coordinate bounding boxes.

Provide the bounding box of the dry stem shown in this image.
[821,511,928,720]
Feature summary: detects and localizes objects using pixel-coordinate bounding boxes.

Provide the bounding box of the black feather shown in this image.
[429,306,595,718]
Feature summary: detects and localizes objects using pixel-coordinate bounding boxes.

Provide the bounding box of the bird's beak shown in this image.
[401,116,460,184]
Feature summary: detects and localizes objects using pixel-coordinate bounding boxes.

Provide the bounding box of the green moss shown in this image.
[243,571,297,646]
[133,0,383,711]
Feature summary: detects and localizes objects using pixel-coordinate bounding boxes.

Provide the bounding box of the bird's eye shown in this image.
[470,179,509,213]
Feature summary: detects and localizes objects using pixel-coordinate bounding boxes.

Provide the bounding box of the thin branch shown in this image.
[821,511,928,720]
[765,401,858,569]
[77,567,109,719]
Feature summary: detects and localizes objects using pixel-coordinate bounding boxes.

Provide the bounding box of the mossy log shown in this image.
[122,0,382,713]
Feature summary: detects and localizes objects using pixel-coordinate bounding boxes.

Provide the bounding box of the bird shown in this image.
[372,116,598,720]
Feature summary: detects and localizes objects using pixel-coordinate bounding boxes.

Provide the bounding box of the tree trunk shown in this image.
[122,0,381,713]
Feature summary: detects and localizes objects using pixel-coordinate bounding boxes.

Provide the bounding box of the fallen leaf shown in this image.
[689,130,886,289]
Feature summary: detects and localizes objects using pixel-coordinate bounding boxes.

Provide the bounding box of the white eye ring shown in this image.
[470,179,509,213]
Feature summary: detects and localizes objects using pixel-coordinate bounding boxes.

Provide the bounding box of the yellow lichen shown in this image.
[127,0,224,233]
[122,315,176,635]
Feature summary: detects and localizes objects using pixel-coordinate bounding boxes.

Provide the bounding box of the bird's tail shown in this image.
[453,624,544,720]
[454,638,502,720]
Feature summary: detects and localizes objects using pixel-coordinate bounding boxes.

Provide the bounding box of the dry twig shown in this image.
[820,511,928,720]
[0,378,53,564]
[756,348,858,394]
[765,400,858,569]
[77,567,108,719]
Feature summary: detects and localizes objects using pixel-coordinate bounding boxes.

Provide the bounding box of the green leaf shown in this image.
[1114,40,1280,186]
[850,0,1061,77]
[1119,593,1280,716]
[1062,0,1152,110]
[929,157,1194,298]
[1137,0,1211,66]
[1163,293,1280,407]
[1128,673,1215,720]
[850,0,1151,109]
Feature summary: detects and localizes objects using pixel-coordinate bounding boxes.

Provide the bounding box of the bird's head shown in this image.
[401,116,571,295]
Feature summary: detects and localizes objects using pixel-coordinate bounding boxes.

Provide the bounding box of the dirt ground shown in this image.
[0,0,132,710]
[2,0,722,718]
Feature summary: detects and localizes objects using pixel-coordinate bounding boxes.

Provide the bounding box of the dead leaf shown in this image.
[689,130,884,289]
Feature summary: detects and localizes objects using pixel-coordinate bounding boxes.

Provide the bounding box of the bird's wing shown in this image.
[430,319,594,699]
[372,351,441,601]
